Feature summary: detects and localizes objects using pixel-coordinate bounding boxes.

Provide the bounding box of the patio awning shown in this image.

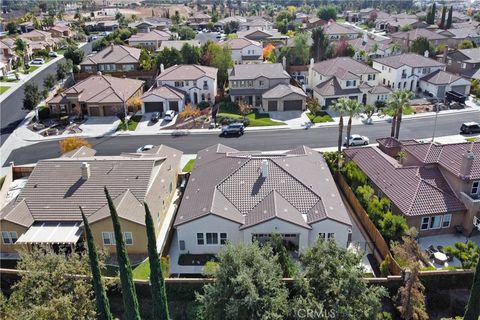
[16,222,83,245]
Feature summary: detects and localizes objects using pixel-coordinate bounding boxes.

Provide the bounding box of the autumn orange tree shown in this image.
[262,43,275,61]
[179,104,201,120]
[238,100,252,120]
[127,96,143,112]
[59,137,92,154]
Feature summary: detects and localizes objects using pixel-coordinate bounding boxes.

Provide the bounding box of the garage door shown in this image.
[145,102,164,113]
[104,106,120,116]
[169,101,179,111]
[325,98,337,108]
[283,100,303,111]
[89,107,100,116]
[451,85,467,95]
[268,100,277,111]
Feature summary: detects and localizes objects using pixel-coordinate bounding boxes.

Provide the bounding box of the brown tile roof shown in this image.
[420,70,464,85]
[374,53,446,69]
[80,44,141,65]
[228,63,290,80]
[391,28,448,41]
[48,75,144,105]
[347,37,389,52]
[128,29,172,43]
[156,64,217,81]
[262,83,307,99]
[368,85,392,94]
[313,77,361,97]
[174,144,351,228]
[344,146,465,216]
[222,37,261,50]
[142,85,185,100]
[402,141,480,179]
[312,57,379,76]
[323,22,359,35]
[0,145,182,226]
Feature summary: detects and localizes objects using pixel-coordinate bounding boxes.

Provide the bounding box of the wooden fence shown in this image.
[336,173,402,275]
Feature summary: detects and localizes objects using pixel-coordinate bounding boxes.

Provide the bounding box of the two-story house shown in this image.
[437,48,480,80]
[323,21,359,41]
[79,44,141,74]
[49,25,73,38]
[239,18,273,31]
[155,64,218,105]
[128,29,172,51]
[228,63,297,109]
[187,12,211,29]
[0,38,20,76]
[19,29,60,52]
[373,53,446,92]
[308,57,391,108]
[47,74,144,117]
[390,29,450,51]
[347,34,399,61]
[133,17,172,32]
[344,139,480,236]
[222,38,263,64]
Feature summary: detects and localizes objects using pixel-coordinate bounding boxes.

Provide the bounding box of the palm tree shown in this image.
[331,98,350,154]
[386,90,413,139]
[344,99,364,148]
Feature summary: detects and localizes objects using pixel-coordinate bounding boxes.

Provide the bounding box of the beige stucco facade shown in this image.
[0,221,28,253]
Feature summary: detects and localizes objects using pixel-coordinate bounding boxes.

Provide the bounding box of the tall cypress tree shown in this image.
[427,3,436,25]
[439,6,446,29]
[446,6,453,29]
[105,187,141,320]
[145,203,170,320]
[80,207,113,320]
[464,255,480,320]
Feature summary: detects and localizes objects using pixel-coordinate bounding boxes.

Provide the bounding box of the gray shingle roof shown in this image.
[174,144,351,228]
[420,70,463,85]
[142,85,185,100]
[228,63,290,81]
[262,83,306,99]
[80,44,141,65]
[156,64,218,81]
[344,146,465,216]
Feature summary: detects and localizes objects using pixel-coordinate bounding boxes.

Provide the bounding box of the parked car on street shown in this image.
[164,110,176,121]
[30,58,45,65]
[460,122,480,134]
[136,145,154,153]
[48,51,57,57]
[344,134,369,146]
[150,112,161,123]
[221,123,244,136]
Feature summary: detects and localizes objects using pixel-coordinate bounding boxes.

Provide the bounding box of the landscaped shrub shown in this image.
[197,101,210,110]
[216,115,249,127]
[380,256,391,277]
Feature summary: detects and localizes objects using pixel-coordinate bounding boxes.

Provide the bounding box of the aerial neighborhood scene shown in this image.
[1,0,480,319]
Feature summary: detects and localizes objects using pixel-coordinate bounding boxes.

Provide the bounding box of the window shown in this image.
[346,80,351,87]
[179,240,185,250]
[352,80,356,86]
[1,231,17,244]
[319,233,326,240]
[124,232,133,245]
[471,181,479,195]
[421,217,429,230]
[102,232,115,245]
[203,80,208,89]
[461,63,466,69]
[84,66,93,72]
[429,216,442,229]
[220,233,227,245]
[447,59,451,65]
[122,64,134,71]
[259,80,264,86]
[197,233,204,245]
[442,214,452,228]
[206,232,218,245]
[327,233,335,240]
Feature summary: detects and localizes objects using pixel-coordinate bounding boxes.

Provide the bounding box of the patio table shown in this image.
[433,251,448,264]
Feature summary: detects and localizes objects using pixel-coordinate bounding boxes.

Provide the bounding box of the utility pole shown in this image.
[431,104,440,143]
[123,92,128,131]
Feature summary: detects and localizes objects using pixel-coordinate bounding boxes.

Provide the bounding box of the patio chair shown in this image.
[428,245,437,253]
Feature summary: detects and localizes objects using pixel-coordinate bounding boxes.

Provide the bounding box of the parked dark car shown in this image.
[460,122,480,134]
[150,112,161,123]
[221,123,244,136]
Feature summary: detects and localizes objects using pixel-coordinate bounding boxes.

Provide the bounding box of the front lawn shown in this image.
[0,77,19,83]
[0,86,10,95]
[307,111,334,123]
[217,102,285,127]
[23,65,40,74]
[383,105,414,116]
[466,137,478,142]
[132,259,150,280]
[116,115,142,131]
[183,159,196,173]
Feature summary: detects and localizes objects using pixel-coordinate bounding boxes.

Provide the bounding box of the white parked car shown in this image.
[48,51,57,57]
[344,134,370,146]
[164,110,176,121]
[30,58,45,65]
[136,145,154,153]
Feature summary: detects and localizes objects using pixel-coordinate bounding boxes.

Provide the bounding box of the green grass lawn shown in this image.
[116,115,142,131]
[23,65,40,74]
[0,86,10,95]
[183,159,196,172]
[0,77,19,83]
[336,18,346,23]
[466,137,478,142]
[217,102,286,127]
[132,259,150,280]
[307,111,334,123]
[358,23,369,29]
[57,49,66,56]
[383,106,414,116]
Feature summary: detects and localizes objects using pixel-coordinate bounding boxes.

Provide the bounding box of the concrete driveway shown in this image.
[136,113,177,133]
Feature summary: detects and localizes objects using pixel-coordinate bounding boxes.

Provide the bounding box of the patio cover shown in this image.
[16,222,83,244]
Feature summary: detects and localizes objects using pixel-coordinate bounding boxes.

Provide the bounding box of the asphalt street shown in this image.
[0,41,94,146]
[6,109,479,165]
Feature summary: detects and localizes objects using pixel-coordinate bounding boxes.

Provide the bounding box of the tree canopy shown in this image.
[411,36,435,57]
[317,5,337,21]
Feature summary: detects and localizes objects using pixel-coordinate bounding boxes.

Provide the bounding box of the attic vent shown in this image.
[136,176,139,179]
[33,184,38,188]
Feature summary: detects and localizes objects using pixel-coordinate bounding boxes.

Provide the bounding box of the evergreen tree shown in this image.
[446,6,453,29]
[426,3,436,25]
[80,207,113,320]
[464,255,480,320]
[105,188,141,320]
[145,203,170,320]
[439,6,446,29]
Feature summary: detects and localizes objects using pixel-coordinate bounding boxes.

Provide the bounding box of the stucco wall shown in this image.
[90,218,148,254]
[309,219,351,248]
[0,221,28,253]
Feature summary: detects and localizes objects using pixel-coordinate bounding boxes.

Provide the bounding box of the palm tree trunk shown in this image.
[337,116,343,153]
[395,108,403,139]
[390,113,396,137]
[346,116,353,149]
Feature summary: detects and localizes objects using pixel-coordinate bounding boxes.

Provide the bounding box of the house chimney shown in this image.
[81,162,91,180]
[442,45,449,63]
[363,32,368,43]
[261,159,269,178]
[282,56,286,70]
[160,63,164,73]
[424,50,429,58]
[460,151,474,179]
[110,42,114,51]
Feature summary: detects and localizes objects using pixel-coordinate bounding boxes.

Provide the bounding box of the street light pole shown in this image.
[123,92,128,131]
[431,105,440,143]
